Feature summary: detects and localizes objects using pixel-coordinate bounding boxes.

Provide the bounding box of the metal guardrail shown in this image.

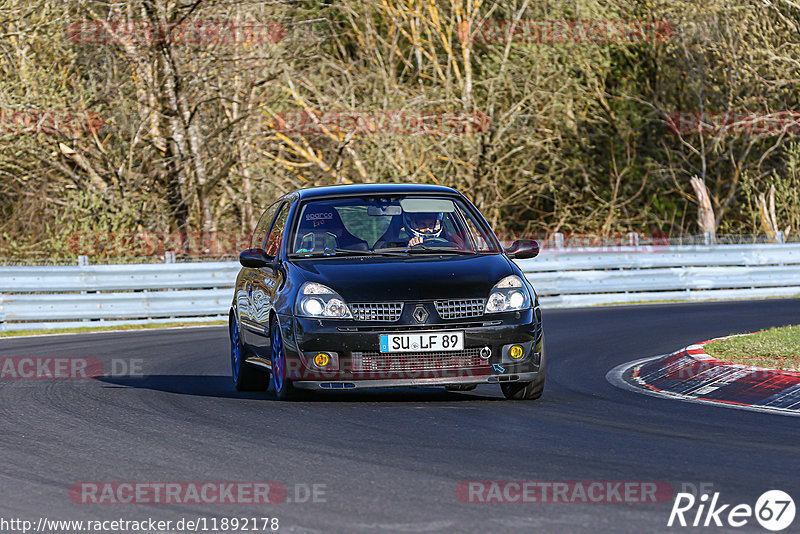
[1,244,799,331]
[516,244,800,308]
[0,262,236,332]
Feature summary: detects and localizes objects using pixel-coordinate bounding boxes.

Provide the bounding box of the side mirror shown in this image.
[505,239,539,260]
[239,248,272,268]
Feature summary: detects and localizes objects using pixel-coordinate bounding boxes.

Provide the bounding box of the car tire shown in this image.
[501,340,546,400]
[270,318,303,401]
[230,312,269,391]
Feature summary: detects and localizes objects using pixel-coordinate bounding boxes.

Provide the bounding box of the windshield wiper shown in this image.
[290,248,407,258]
[412,246,478,255]
[376,246,478,255]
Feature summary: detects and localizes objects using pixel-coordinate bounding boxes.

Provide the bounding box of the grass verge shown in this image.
[703,325,800,372]
[0,320,226,338]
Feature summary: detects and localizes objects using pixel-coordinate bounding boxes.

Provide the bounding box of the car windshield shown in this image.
[288,195,500,257]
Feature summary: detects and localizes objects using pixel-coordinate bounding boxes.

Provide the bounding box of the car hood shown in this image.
[290,253,514,301]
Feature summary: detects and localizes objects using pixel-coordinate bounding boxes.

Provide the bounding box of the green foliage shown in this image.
[741,142,800,237]
[704,325,800,371]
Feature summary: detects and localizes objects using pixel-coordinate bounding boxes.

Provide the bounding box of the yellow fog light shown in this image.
[314,353,331,367]
[509,345,524,360]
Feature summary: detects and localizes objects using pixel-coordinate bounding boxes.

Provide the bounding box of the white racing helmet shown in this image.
[403,211,443,239]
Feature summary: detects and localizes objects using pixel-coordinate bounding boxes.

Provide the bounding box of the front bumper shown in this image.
[293,372,541,390]
[274,306,544,388]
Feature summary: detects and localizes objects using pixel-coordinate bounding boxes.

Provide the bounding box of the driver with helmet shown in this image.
[373,207,464,250]
[404,211,444,247]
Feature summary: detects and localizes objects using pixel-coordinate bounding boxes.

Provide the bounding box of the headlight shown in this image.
[485,275,531,313]
[295,282,353,319]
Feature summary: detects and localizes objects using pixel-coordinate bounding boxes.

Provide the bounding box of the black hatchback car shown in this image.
[229,183,544,400]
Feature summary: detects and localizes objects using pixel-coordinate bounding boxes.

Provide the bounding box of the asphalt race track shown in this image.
[2,299,800,533]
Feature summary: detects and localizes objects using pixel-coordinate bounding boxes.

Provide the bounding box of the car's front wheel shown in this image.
[230,313,268,391]
[270,318,302,401]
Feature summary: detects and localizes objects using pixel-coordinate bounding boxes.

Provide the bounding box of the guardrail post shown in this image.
[627,232,639,248]
[78,255,89,266]
[703,232,715,246]
[776,231,785,244]
[165,251,176,263]
[553,232,565,250]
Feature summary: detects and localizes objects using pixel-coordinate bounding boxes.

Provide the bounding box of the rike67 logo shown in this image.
[669,490,795,531]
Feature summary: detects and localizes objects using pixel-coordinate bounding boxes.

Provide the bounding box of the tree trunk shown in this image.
[690,175,716,237]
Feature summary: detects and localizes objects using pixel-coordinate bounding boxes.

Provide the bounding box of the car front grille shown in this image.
[434,299,485,319]
[350,348,488,372]
[349,302,403,322]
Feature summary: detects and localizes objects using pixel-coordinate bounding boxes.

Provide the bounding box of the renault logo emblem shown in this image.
[413,305,429,323]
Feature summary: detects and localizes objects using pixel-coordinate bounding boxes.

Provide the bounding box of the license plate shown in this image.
[379,331,464,353]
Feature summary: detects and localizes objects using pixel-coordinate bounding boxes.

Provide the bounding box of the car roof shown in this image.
[291,183,460,201]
